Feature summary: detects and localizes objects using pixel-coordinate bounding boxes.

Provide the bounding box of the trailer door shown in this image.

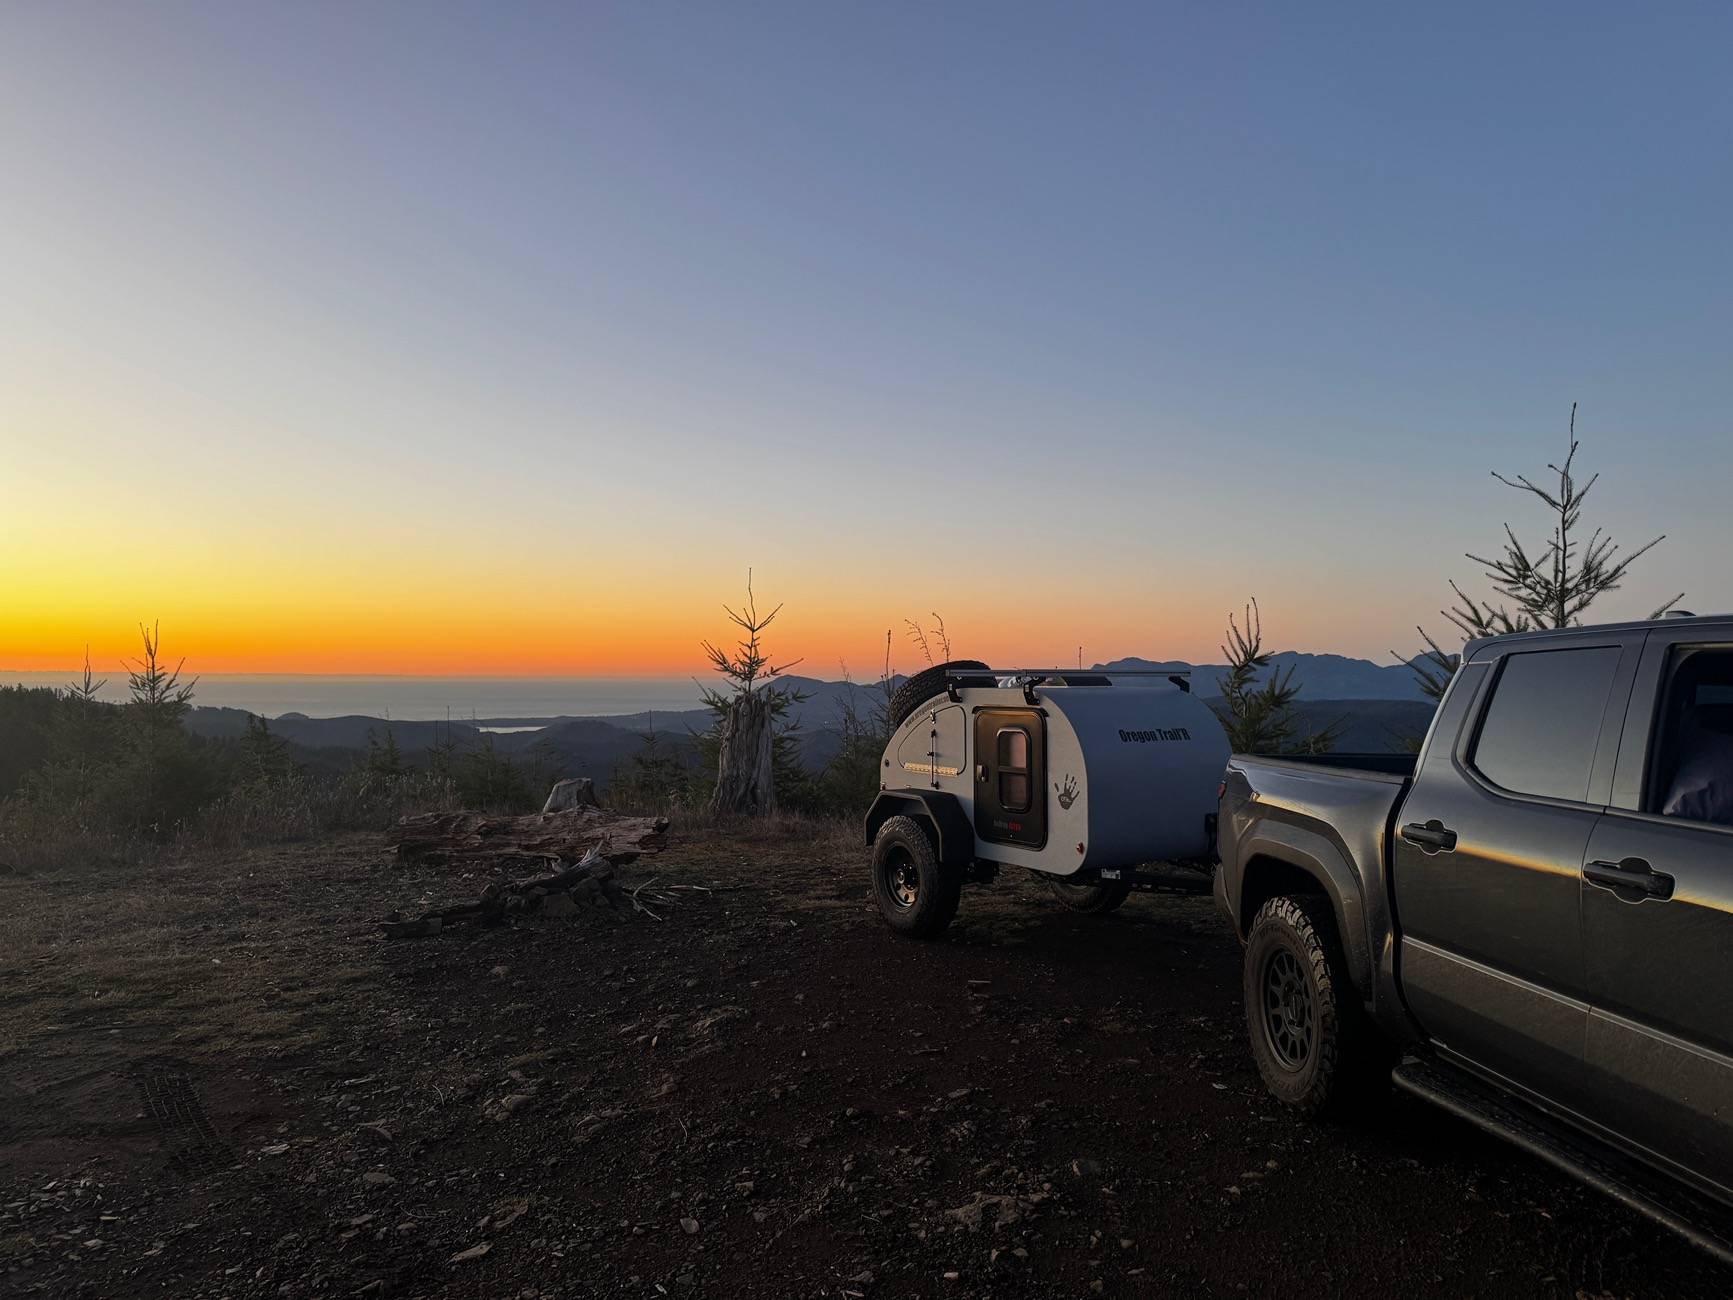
[974,708,1046,849]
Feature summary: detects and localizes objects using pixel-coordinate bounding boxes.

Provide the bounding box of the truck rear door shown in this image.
[1581,622,1733,1196]
[1392,631,1642,1113]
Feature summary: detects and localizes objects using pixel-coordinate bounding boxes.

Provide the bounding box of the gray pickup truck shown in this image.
[1216,615,1733,1258]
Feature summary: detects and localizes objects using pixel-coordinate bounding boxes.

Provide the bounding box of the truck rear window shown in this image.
[1471,647,1619,803]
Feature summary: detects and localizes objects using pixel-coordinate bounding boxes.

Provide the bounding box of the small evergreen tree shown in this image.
[55,647,118,782]
[612,723,693,812]
[425,715,460,781]
[452,733,534,809]
[240,714,297,789]
[812,637,896,817]
[117,623,215,838]
[701,573,805,816]
[126,623,197,731]
[1402,581,1533,702]
[1212,600,1342,755]
[1405,404,1682,699]
[68,647,106,705]
[365,725,406,779]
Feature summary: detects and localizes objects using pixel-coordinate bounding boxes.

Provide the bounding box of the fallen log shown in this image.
[389,806,669,867]
[378,845,625,939]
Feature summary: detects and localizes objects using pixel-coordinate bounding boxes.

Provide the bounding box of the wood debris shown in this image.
[388,806,669,868]
[378,807,688,942]
[378,844,626,939]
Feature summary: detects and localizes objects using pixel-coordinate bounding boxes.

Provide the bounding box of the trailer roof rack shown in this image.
[955,668,1195,694]
[995,667,1192,677]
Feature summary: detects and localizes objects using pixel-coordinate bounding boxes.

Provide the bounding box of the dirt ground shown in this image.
[2,819,1729,1300]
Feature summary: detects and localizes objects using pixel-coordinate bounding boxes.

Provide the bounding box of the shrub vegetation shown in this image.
[0,627,547,872]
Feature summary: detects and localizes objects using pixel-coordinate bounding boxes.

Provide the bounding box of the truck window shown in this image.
[1470,647,1619,803]
[997,728,1032,812]
[1649,647,1733,829]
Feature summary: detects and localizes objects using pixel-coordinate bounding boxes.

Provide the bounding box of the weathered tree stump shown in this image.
[709,688,776,816]
[541,777,599,814]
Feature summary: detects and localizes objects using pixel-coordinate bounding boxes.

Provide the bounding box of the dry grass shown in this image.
[0,800,149,874]
[184,770,460,854]
[0,812,862,1068]
[0,770,462,876]
[665,806,860,852]
[0,833,393,1064]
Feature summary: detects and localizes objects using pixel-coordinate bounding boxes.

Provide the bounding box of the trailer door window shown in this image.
[997,728,1031,812]
[973,707,1047,849]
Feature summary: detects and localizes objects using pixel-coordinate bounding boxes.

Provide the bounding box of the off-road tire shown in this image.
[1046,877,1133,915]
[888,660,990,730]
[870,816,962,939]
[1243,895,1388,1116]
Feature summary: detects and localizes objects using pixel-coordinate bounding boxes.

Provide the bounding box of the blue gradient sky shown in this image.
[3,3,1729,674]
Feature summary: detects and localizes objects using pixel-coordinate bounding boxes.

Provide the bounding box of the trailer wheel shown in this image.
[1242,895,1387,1116]
[1046,877,1133,915]
[870,816,962,939]
[887,660,990,729]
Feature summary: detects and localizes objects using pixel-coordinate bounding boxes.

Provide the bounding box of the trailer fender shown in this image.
[1236,821,1372,999]
[865,790,974,867]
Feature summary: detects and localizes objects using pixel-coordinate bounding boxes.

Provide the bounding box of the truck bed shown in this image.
[1232,751,1416,780]
[1215,752,1414,974]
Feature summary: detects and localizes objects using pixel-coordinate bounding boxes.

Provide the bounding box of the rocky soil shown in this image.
[1,818,1728,1299]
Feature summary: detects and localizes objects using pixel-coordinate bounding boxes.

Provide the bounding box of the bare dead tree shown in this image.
[903,613,951,667]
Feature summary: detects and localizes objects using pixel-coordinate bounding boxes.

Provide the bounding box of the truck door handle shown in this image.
[1584,857,1674,900]
[1400,820,1458,853]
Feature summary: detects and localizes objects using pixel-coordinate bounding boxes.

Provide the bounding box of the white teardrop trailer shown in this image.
[864,660,1232,937]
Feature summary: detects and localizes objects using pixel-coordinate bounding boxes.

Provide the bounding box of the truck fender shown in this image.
[1236,821,1372,998]
[864,790,974,867]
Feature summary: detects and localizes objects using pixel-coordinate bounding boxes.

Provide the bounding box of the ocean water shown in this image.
[1,673,705,722]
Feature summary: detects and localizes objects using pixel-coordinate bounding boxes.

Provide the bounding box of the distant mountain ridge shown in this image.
[178,652,1436,789]
[1094,651,1430,702]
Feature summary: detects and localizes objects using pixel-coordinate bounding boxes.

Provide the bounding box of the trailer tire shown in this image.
[870,816,962,939]
[1243,895,1388,1116]
[1046,877,1133,914]
[888,660,990,730]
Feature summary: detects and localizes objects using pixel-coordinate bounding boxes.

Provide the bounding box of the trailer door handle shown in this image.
[1585,857,1674,900]
[1400,820,1458,853]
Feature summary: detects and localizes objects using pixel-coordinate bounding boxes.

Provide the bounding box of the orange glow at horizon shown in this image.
[1,559,1246,679]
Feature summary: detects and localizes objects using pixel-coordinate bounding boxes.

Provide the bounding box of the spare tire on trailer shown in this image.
[888,660,990,729]
[1047,877,1133,915]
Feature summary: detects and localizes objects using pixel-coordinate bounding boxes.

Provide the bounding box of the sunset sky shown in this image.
[4,4,1730,678]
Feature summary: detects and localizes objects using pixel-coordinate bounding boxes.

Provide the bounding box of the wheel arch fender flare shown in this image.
[1238,822,1372,998]
[865,790,974,867]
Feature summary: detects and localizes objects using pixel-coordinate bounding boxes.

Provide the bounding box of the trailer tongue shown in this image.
[864,662,1230,937]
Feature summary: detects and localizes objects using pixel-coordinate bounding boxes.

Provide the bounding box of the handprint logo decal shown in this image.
[1055,774,1079,810]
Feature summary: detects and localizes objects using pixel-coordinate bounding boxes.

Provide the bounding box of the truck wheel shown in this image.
[1046,877,1133,915]
[871,816,962,939]
[1243,895,1386,1115]
[887,660,990,729]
